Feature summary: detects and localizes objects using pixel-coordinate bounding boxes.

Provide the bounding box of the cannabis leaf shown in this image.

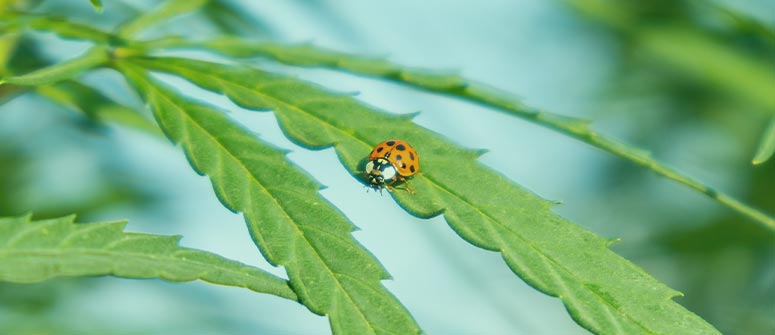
[117,0,209,38]
[568,0,775,112]
[752,116,775,165]
[89,0,103,12]
[116,62,420,335]
[128,56,721,335]
[35,80,161,136]
[0,47,108,86]
[193,39,775,231]
[0,214,297,300]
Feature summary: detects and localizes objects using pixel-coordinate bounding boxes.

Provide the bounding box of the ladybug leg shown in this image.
[403,180,415,194]
[392,176,415,194]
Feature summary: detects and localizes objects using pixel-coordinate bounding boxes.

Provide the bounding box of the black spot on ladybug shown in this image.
[401,162,406,168]
[409,152,415,160]
[396,144,406,151]
[396,154,403,161]
[376,147,384,153]
[386,140,395,146]
[409,165,416,173]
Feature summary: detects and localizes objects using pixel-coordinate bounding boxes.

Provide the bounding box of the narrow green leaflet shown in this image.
[116,62,421,335]
[89,0,103,12]
[0,47,108,86]
[638,25,775,112]
[568,0,775,112]
[201,0,275,36]
[117,0,209,38]
[0,32,25,105]
[131,56,721,335]
[196,39,775,231]
[753,116,775,165]
[35,80,162,136]
[202,39,467,90]
[0,32,19,75]
[0,214,296,300]
[1,13,115,44]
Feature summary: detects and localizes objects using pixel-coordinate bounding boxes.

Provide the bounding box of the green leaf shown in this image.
[0,32,20,75]
[202,39,468,91]
[117,0,209,38]
[0,46,108,86]
[131,56,722,335]
[1,13,116,44]
[35,80,162,136]
[89,0,103,12]
[638,25,775,111]
[201,0,275,37]
[569,0,775,112]
[0,214,297,300]
[115,61,421,335]
[196,39,775,232]
[752,116,775,165]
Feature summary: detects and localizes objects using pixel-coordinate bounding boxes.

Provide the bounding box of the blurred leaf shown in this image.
[0,214,297,300]
[0,46,107,86]
[647,218,775,334]
[89,0,102,12]
[0,32,19,75]
[1,13,115,43]
[194,38,775,231]
[117,0,208,38]
[203,0,276,37]
[129,55,721,335]
[568,0,775,111]
[637,24,775,111]
[0,145,27,215]
[708,2,775,44]
[35,80,162,136]
[27,16,112,43]
[752,116,775,165]
[116,62,421,335]
[3,34,48,74]
[0,280,94,335]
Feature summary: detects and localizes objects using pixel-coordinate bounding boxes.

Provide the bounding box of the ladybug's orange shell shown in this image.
[368,139,419,177]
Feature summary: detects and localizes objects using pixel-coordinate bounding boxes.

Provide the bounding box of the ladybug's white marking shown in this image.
[381,165,397,182]
[365,158,398,188]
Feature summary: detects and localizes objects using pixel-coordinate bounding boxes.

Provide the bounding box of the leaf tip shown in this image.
[752,155,770,165]
[90,0,104,12]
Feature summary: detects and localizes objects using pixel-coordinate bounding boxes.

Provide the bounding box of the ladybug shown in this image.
[364,139,419,193]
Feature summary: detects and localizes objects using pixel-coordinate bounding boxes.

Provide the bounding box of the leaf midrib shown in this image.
[174,61,657,333]
[130,65,381,333]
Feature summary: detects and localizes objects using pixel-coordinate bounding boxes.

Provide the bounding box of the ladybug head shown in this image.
[365,158,397,187]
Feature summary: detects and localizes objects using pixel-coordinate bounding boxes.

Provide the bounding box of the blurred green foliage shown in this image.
[567,1,775,334]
